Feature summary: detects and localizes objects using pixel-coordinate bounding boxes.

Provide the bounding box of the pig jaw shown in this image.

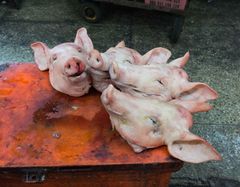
[49,69,91,97]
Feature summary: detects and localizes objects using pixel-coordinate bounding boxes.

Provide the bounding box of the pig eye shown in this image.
[77,47,82,53]
[124,60,132,64]
[157,80,164,85]
[52,54,57,61]
[149,117,157,125]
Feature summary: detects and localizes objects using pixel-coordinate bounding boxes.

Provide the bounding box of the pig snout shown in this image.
[101,85,124,116]
[64,57,86,77]
[101,84,115,105]
[88,49,104,69]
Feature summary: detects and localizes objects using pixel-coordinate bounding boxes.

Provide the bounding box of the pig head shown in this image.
[87,41,142,92]
[88,41,142,71]
[31,28,93,97]
[87,41,172,92]
[109,52,218,113]
[88,41,172,71]
[101,85,221,163]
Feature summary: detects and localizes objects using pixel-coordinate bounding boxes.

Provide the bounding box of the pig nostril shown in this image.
[67,64,71,69]
[96,58,100,63]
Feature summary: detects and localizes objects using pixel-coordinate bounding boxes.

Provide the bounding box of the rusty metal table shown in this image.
[0,64,183,187]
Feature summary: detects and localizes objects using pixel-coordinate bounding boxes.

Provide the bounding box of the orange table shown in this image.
[0,64,183,186]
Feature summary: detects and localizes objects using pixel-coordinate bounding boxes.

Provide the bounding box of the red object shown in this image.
[0,64,183,186]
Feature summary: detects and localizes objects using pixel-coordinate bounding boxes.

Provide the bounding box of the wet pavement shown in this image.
[0,0,240,186]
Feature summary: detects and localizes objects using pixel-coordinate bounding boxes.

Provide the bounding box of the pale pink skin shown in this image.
[31,28,93,97]
[88,41,143,72]
[101,85,221,163]
[87,41,142,92]
[88,41,218,113]
[109,52,218,113]
[87,41,172,92]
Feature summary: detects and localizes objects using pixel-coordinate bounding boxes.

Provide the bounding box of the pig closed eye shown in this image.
[157,80,164,85]
[149,117,160,134]
[52,55,57,61]
[77,47,82,53]
[149,117,157,125]
[124,60,132,64]
[133,89,143,93]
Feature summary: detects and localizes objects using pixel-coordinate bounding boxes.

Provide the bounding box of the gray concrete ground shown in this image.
[0,0,240,186]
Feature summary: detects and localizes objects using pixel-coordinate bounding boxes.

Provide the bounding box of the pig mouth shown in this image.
[67,72,89,82]
[88,67,109,76]
[69,71,83,77]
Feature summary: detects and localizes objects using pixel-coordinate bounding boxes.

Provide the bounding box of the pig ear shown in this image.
[74,27,93,53]
[115,41,125,48]
[176,82,218,112]
[180,82,218,101]
[169,52,190,68]
[143,47,172,65]
[168,132,221,163]
[31,42,51,71]
[170,99,213,113]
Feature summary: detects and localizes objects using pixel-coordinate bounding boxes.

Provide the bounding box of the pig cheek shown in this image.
[52,62,71,86]
[177,108,193,128]
[109,99,131,116]
[48,70,66,92]
[110,101,126,115]
[48,63,62,83]
[170,70,189,94]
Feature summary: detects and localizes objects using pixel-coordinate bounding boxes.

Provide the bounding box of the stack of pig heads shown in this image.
[87,41,218,113]
[87,41,174,92]
[31,28,93,97]
[99,43,220,163]
[101,85,221,163]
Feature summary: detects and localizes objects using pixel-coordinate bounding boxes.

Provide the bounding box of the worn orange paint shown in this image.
[0,63,182,168]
